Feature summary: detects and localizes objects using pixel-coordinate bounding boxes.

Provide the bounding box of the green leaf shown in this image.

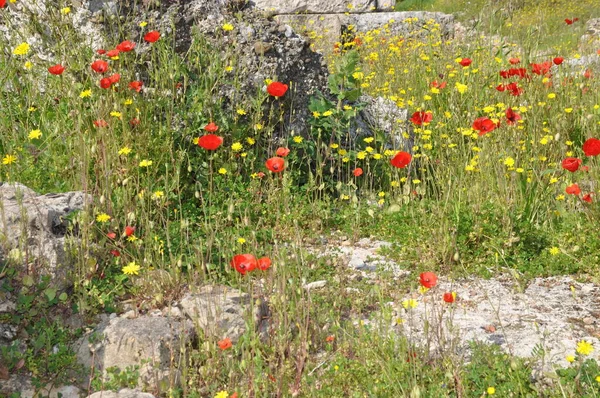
[59,292,68,302]
[44,288,57,302]
[22,275,34,287]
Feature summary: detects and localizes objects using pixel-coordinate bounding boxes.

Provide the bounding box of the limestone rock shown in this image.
[348,11,455,39]
[76,315,194,390]
[179,285,269,342]
[251,0,375,14]
[355,95,413,151]
[0,183,88,288]
[87,389,156,398]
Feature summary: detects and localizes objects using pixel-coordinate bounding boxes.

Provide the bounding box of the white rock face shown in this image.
[251,0,376,14]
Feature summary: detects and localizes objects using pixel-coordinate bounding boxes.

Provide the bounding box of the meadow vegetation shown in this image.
[1,0,600,396]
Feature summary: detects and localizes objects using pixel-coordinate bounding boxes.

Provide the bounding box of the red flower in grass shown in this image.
[0,1,6,8]
[531,61,552,76]
[204,122,218,133]
[218,337,232,350]
[106,49,120,58]
[231,254,257,275]
[124,226,136,237]
[553,57,564,65]
[390,151,412,169]
[496,84,506,92]
[276,147,290,157]
[410,111,433,125]
[129,118,140,127]
[48,64,65,75]
[505,108,521,125]
[459,58,472,67]
[582,193,593,203]
[565,184,581,195]
[430,80,447,89]
[107,232,117,239]
[129,81,143,92]
[267,81,288,97]
[561,157,582,172]
[509,68,528,78]
[100,77,112,89]
[509,57,520,65]
[96,49,106,55]
[584,69,593,79]
[110,249,121,257]
[565,18,579,25]
[472,117,497,136]
[506,82,523,96]
[443,292,456,303]
[108,73,121,84]
[198,134,223,150]
[93,120,108,127]
[419,272,438,289]
[116,40,135,52]
[266,157,285,173]
[257,257,272,271]
[144,30,160,43]
[353,167,363,177]
[583,138,600,156]
[91,60,109,73]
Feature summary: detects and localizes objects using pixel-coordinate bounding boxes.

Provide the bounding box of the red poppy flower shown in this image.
[496,84,506,92]
[531,61,552,75]
[553,57,564,65]
[353,167,363,177]
[276,147,290,157]
[430,80,447,89]
[326,335,335,342]
[459,58,472,67]
[565,18,578,25]
[584,69,593,79]
[107,232,117,239]
[48,64,65,75]
[93,120,108,127]
[91,60,109,73]
[266,157,285,173]
[509,58,520,65]
[106,49,120,58]
[198,134,223,150]
[509,68,528,78]
[499,70,510,79]
[144,30,160,43]
[505,108,521,125]
[231,254,257,275]
[582,193,593,203]
[129,81,143,92]
[100,77,112,89]
[129,118,140,127]
[124,226,136,237]
[506,82,523,96]
[583,138,600,156]
[110,249,121,257]
[116,40,135,52]
[472,117,497,135]
[257,257,272,271]
[419,272,438,289]
[390,151,412,169]
[218,337,232,350]
[96,49,106,55]
[565,184,581,195]
[1,1,7,8]
[267,81,288,97]
[561,157,582,172]
[443,292,456,303]
[410,111,433,125]
[108,73,120,84]
[204,122,218,133]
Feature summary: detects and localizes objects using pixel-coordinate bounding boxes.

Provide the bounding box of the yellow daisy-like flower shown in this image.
[139,21,148,27]
[151,191,164,200]
[322,110,333,117]
[96,213,111,223]
[24,61,33,69]
[254,123,263,130]
[566,355,575,363]
[60,7,71,14]
[218,168,227,175]
[13,42,30,56]
[576,340,594,356]
[231,142,243,152]
[124,98,133,106]
[222,23,234,31]
[28,129,42,140]
[2,154,17,165]
[402,299,417,309]
[214,391,229,398]
[110,111,122,118]
[236,109,246,115]
[357,151,367,160]
[118,147,132,156]
[246,137,255,145]
[122,262,141,276]
[237,237,246,244]
[487,387,495,395]
[549,247,560,256]
[547,93,556,99]
[79,89,92,98]
[139,159,153,167]
[293,136,303,143]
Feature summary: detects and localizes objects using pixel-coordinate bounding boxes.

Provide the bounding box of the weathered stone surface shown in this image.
[580,18,600,52]
[1,374,81,398]
[0,183,88,288]
[179,285,269,342]
[87,389,156,398]
[356,95,413,151]
[274,13,343,54]
[251,0,375,14]
[348,11,455,38]
[76,315,194,390]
